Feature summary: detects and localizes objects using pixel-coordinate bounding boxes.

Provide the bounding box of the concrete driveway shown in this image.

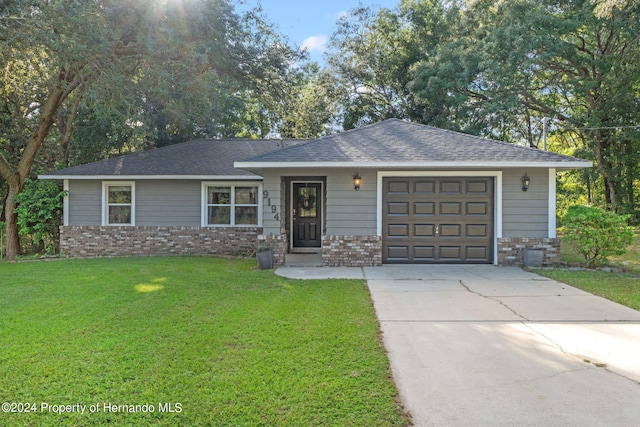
[362,265,640,426]
[276,265,640,425]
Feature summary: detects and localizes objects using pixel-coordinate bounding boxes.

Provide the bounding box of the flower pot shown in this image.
[256,250,274,270]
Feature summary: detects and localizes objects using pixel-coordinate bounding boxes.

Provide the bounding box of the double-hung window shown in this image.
[102,181,135,225]
[203,183,261,226]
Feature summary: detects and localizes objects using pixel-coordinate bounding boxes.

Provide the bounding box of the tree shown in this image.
[410,0,640,211]
[278,64,337,138]
[323,1,451,129]
[0,0,303,259]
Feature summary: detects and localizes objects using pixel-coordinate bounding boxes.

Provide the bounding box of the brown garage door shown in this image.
[383,177,494,263]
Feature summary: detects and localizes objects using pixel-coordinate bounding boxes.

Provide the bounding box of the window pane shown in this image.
[208,206,230,225]
[235,206,257,225]
[109,206,131,224]
[235,187,258,204]
[108,186,132,204]
[208,187,231,204]
[297,187,317,218]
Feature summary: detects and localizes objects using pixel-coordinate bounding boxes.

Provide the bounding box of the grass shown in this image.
[533,231,640,312]
[0,257,409,427]
[533,269,640,311]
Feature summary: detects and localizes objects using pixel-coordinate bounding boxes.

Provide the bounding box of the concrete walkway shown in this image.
[276,265,640,426]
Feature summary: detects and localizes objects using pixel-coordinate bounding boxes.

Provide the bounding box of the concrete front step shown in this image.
[285,252,322,267]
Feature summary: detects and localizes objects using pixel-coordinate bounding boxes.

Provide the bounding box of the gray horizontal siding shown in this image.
[261,170,284,235]
[136,180,200,226]
[326,170,377,236]
[260,169,378,237]
[255,167,556,242]
[502,169,549,238]
[66,179,256,227]
[68,180,102,226]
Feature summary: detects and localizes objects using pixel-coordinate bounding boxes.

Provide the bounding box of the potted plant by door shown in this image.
[256,242,274,270]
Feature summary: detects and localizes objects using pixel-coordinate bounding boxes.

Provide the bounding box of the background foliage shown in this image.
[13,179,66,254]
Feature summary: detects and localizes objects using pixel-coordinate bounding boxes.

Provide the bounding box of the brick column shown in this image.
[497,237,560,266]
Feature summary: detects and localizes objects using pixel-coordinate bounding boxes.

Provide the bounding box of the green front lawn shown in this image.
[533,231,640,312]
[534,269,640,311]
[0,257,409,426]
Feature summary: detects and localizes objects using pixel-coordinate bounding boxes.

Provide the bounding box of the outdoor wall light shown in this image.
[521,173,531,192]
[353,173,362,191]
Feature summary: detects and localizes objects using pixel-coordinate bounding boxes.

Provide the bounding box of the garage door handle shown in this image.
[435,225,439,235]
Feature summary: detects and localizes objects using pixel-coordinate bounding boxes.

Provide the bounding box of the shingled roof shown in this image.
[236,119,591,170]
[40,139,305,179]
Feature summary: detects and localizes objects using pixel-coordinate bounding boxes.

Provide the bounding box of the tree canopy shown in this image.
[323,0,640,216]
[0,0,305,259]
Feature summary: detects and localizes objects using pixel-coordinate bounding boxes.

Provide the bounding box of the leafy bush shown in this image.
[562,205,633,267]
[13,179,66,254]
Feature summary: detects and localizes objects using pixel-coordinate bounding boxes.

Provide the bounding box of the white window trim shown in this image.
[201,181,263,227]
[548,168,557,238]
[102,181,136,226]
[63,180,69,226]
[376,171,503,265]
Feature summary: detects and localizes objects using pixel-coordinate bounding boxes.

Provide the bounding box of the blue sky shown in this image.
[240,1,400,63]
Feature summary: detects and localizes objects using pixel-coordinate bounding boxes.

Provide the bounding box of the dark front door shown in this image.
[293,183,322,248]
[382,177,494,263]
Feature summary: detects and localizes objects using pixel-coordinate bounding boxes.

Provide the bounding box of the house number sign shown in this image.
[263,191,281,222]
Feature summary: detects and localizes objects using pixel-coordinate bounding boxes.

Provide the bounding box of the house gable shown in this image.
[236,119,591,170]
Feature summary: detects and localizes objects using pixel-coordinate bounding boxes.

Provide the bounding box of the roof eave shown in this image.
[38,174,262,180]
[234,160,593,170]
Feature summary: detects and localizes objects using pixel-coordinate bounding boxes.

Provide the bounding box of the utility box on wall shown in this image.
[524,248,544,267]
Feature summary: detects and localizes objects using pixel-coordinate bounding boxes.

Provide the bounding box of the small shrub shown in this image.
[562,205,633,267]
[255,241,272,253]
[13,179,66,254]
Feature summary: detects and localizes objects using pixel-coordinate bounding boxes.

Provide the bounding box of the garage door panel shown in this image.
[414,202,435,215]
[388,181,410,194]
[467,180,488,193]
[440,180,462,193]
[440,246,461,260]
[466,246,488,260]
[467,202,488,216]
[415,224,435,237]
[466,224,488,237]
[387,246,409,261]
[440,224,462,237]
[415,181,436,194]
[387,224,409,238]
[440,202,462,215]
[383,177,493,264]
[388,202,409,215]
[413,246,435,261]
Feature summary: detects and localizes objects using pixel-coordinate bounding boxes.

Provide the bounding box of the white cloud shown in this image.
[301,34,329,53]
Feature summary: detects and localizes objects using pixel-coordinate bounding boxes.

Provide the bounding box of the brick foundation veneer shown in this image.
[257,234,288,267]
[497,237,560,266]
[322,235,382,267]
[60,226,261,257]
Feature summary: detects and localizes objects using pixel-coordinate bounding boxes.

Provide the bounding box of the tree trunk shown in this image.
[4,181,22,260]
[592,130,617,208]
[55,89,84,168]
